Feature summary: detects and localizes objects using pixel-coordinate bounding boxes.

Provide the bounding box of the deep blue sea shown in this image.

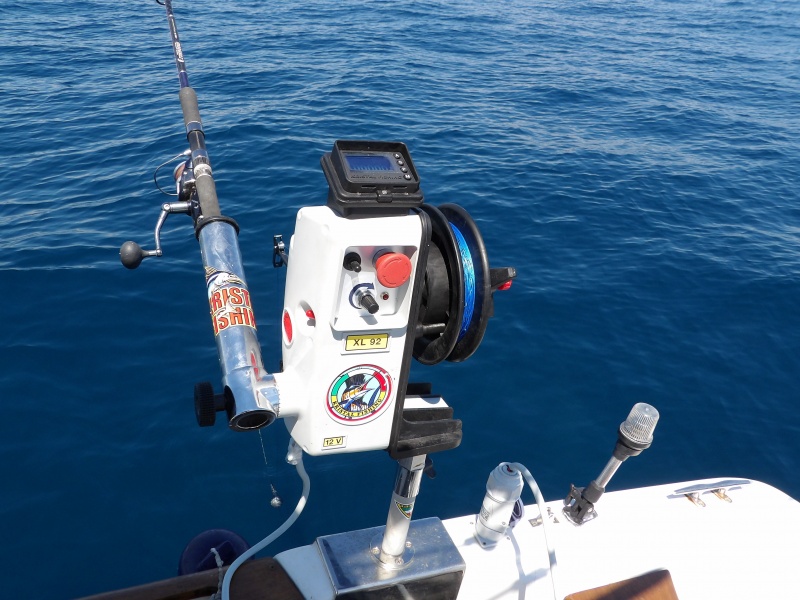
[2,0,799,597]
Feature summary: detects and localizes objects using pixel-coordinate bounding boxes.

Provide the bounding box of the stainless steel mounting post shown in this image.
[378,454,427,567]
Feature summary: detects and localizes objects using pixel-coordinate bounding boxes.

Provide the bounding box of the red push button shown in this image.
[375,252,412,288]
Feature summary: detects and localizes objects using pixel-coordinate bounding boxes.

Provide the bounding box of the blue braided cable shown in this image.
[450,223,475,341]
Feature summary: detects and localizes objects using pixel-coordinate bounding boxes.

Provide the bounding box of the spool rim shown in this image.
[413,205,464,365]
[439,204,492,363]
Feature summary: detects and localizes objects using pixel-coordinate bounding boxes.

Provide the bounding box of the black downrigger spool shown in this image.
[413,204,516,365]
[386,198,516,459]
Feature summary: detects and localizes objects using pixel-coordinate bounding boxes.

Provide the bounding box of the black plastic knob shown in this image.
[194,381,217,427]
[360,293,379,315]
[120,241,145,270]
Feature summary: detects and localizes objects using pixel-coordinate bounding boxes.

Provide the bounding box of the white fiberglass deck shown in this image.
[446,477,799,599]
[276,477,800,599]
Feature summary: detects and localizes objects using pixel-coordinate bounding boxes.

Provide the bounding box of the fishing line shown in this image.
[450,222,475,341]
[258,429,282,508]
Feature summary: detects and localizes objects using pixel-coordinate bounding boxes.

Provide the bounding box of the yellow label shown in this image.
[345,333,389,351]
[322,436,346,449]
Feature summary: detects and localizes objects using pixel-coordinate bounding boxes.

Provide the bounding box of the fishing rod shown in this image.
[121,0,279,431]
[160,0,226,227]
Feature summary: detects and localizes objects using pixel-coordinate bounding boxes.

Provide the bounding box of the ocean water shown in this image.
[2,0,799,597]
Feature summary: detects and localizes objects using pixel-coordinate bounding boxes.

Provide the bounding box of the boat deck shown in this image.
[441,477,799,599]
[82,477,800,600]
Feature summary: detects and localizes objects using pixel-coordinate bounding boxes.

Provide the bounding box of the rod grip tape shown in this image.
[195,172,221,218]
[179,87,203,129]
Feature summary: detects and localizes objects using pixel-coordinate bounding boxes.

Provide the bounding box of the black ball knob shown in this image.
[120,241,145,269]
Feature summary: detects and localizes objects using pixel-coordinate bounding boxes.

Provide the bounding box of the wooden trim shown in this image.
[77,557,304,600]
[565,569,679,600]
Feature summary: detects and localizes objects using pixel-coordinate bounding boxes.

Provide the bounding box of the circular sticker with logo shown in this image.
[327,365,392,424]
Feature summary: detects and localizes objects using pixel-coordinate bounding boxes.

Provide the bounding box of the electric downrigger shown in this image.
[121,1,515,594]
[124,137,515,457]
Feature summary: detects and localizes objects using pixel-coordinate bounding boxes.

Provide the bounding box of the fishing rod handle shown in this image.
[176,86,221,221]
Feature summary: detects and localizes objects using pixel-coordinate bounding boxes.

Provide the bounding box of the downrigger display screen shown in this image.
[345,155,394,172]
[321,140,424,217]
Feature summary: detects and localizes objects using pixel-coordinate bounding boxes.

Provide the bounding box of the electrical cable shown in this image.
[449,222,475,341]
[221,441,310,600]
[510,463,560,600]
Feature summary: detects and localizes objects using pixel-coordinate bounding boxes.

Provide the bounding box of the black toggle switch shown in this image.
[343,252,362,273]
